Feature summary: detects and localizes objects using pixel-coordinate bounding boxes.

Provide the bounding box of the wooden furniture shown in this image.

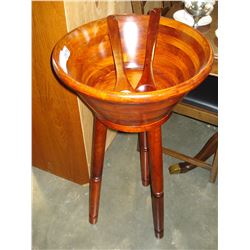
[32,1,89,184]
[164,131,218,182]
[52,13,213,238]
[32,1,132,184]
[162,2,218,182]
[166,74,218,181]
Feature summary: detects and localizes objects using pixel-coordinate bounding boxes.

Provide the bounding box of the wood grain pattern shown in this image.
[89,118,107,224]
[167,132,218,173]
[52,15,213,130]
[147,126,164,238]
[52,13,213,238]
[135,9,160,92]
[63,0,133,169]
[210,58,218,76]
[32,1,89,184]
[163,148,211,170]
[163,2,218,127]
[107,15,135,92]
[210,148,218,183]
[165,132,218,182]
[173,102,218,126]
[164,1,218,76]
[138,132,150,186]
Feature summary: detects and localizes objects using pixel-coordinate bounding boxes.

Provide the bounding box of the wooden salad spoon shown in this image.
[135,8,161,92]
[107,15,134,93]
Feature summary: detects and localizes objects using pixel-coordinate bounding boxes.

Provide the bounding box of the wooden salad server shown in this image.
[52,10,214,239]
[135,8,161,92]
[107,15,134,93]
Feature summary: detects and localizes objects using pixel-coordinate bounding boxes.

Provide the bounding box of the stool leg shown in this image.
[138,132,150,186]
[209,148,218,183]
[89,118,107,224]
[147,126,164,239]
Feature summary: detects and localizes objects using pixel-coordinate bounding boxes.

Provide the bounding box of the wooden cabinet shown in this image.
[32,1,132,184]
[32,1,89,184]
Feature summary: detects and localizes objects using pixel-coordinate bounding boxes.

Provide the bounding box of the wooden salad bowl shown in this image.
[52,14,213,132]
[52,13,213,239]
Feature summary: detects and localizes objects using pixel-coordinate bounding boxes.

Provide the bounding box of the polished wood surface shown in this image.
[32,1,89,184]
[168,132,218,173]
[52,13,213,239]
[210,148,218,183]
[108,8,161,93]
[164,1,218,76]
[166,132,218,183]
[135,9,160,92]
[89,118,107,224]
[52,15,213,130]
[173,102,218,126]
[163,148,211,170]
[107,15,134,92]
[165,2,218,133]
[138,132,150,186]
[147,126,164,238]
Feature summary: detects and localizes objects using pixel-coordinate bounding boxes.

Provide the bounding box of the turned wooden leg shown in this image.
[147,126,164,239]
[169,132,218,174]
[210,148,218,183]
[138,132,150,186]
[89,118,107,224]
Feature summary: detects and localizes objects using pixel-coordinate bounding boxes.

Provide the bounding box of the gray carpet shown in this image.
[32,113,218,250]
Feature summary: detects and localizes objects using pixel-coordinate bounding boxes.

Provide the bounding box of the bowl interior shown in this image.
[53,15,212,95]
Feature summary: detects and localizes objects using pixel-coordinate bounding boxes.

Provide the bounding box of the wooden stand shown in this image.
[89,117,167,238]
[52,12,213,239]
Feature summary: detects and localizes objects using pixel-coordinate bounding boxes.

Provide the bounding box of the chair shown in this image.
[163,75,218,183]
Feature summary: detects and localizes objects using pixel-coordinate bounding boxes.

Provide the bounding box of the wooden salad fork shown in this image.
[107,15,134,93]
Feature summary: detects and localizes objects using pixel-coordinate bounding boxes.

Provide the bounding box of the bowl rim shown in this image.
[51,15,214,104]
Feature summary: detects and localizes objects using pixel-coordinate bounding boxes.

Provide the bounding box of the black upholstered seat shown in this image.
[183,75,218,113]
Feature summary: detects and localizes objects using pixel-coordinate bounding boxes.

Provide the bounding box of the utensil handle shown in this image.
[135,8,161,92]
[107,15,134,92]
[143,8,161,77]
